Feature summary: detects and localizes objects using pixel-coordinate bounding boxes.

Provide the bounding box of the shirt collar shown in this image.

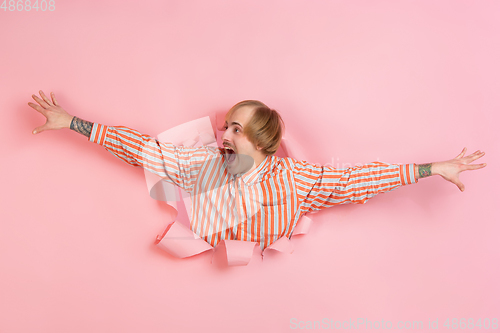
[240,155,271,185]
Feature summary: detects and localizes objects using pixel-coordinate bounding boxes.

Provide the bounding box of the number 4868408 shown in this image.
[1,0,56,11]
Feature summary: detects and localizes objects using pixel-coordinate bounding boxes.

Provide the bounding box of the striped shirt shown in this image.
[89,123,418,250]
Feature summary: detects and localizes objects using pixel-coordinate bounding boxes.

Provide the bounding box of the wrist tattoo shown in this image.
[70,116,93,138]
[418,163,432,178]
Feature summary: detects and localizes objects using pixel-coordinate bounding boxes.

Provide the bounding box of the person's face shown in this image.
[221,106,264,175]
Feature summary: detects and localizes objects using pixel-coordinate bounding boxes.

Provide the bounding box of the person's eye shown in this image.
[234,128,240,133]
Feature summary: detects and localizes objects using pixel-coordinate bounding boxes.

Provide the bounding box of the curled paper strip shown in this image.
[291,214,313,235]
[147,115,316,266]
[155,220,213,258]
[221,240,259,266]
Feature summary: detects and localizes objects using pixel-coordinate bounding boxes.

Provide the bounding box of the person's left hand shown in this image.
[29,90,73,134]
[432,148,486,192]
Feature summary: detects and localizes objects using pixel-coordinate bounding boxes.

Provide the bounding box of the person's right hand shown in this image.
[432,148,486,192]
[29,90,73,134]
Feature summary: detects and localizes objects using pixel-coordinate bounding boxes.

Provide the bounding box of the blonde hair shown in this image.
[225,100,285,156]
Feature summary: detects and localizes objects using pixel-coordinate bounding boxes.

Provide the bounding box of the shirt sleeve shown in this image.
[292,160,418,213]
[88,123,213,193]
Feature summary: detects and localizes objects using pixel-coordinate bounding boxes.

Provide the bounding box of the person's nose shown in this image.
[221,128,231,143]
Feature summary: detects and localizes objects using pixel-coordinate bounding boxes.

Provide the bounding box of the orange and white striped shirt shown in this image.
[89,123,418,250]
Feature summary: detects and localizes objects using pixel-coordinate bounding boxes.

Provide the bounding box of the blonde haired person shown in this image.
[29,90,486,250]
[225,100,285,155]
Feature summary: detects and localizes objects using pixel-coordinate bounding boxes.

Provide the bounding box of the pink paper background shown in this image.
[1,0,498,332]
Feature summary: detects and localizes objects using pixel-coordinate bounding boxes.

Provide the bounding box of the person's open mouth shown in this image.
[224,146,237,164]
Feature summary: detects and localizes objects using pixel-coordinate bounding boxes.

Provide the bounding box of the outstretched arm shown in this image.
[415,148,486,192]
[293,148,486,214]
[28,90,93,137]
[29,90,213,193]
